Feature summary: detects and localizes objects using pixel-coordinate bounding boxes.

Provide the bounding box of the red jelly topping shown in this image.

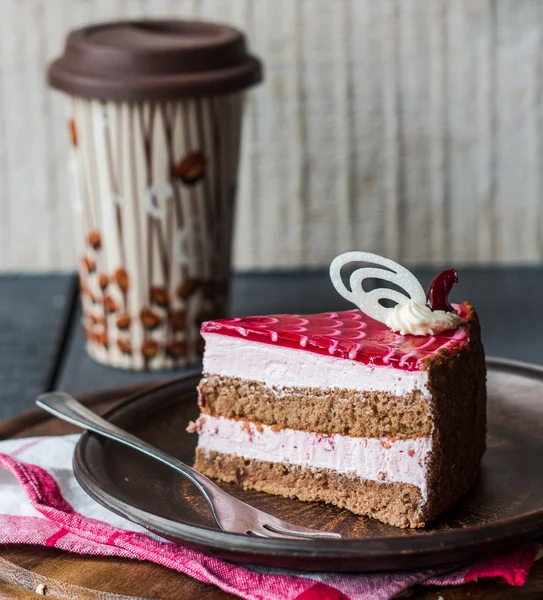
[201,306,470,372]
[426,269,458,312]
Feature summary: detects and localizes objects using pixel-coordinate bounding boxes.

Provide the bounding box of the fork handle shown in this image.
[36,391,223,517]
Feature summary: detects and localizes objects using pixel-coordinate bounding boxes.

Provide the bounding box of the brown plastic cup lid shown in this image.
[48,19,263,101]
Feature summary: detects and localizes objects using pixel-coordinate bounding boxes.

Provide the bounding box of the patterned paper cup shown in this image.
[49,20,262,369]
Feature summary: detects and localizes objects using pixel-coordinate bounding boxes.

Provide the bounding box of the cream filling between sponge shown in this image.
[202,333,432,398]
[193,414,432,500]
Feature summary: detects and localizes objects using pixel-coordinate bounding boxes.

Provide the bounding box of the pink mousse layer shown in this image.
[201,306,470,371]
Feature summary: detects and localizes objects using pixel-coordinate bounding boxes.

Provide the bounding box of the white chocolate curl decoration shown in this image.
[329,252,463,336]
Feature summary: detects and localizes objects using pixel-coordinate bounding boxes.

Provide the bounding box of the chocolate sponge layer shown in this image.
[198,375,432,439]
[195,448,427,528]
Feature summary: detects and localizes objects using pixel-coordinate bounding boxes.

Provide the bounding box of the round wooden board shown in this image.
[0,382,541,600]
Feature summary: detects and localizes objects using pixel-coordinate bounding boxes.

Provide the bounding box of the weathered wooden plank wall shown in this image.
[1,0,542,270]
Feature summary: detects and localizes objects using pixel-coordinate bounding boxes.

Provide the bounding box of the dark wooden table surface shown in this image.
[1,267,542,420]
[0,268,542,599]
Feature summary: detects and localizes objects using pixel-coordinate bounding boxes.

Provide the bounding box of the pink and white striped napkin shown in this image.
[0,435,540,600]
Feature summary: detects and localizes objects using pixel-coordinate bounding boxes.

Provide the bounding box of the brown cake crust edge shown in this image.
[195,448,427,528]
[421,303,487,521]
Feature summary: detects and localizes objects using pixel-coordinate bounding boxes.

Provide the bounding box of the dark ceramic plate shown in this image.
[74,357,543,572]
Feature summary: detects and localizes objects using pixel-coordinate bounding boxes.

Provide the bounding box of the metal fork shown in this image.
[36,392,341,540]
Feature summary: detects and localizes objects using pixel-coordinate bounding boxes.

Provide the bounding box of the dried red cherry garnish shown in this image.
[426,269,458,312]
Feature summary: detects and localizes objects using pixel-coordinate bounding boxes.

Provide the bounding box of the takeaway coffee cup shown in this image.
[48,20,262,369]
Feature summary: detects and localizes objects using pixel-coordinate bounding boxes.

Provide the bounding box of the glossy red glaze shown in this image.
[427,269,458,312]
[201,305,470,371]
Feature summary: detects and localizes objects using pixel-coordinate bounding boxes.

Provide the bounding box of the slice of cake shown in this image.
[190,253,486,528]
